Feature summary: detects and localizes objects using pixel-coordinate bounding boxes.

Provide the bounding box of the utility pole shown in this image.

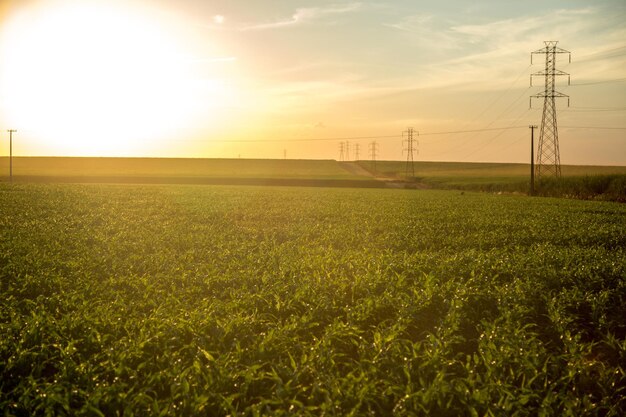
[531,41,571,180]
[403,127,418,178]
[345,141,350,161]
[7,130,16,183]
[339,142,345,161]
[529,125,537,196]
[354,143,360,161]
[369,141,378,172]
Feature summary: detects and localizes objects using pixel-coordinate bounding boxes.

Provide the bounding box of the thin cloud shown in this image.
[388,7,623,90]
[449,8,594,48]
[383,13,434,32]
[381,13,462,54]
[242,3,361,31]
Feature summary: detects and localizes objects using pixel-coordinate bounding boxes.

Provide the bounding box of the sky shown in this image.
[0,0,625,164]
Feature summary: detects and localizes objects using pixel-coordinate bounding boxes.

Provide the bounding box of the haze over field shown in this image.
[0,0,625,164]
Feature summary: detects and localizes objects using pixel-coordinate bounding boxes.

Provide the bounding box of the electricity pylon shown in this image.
[402,127,418,178]
[531,41,571,179]
[369,141,378,172]
[339,142,345,161]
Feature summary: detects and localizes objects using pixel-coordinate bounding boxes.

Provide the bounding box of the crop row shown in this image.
[1,184,625,416]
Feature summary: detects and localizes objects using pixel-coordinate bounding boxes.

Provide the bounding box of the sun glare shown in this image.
[0,2,228,156]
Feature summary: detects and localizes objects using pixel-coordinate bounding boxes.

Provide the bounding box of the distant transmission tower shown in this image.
[339,142,345,161]
[530,41,571,179]
[354,143,360,161]
[369,141,379,172]
[345,141,350,161]
[403,127,418,178]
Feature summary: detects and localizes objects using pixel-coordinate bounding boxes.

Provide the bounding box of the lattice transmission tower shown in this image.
[402,127,418,178]
[530,41,571,179]
[369,141,379,172]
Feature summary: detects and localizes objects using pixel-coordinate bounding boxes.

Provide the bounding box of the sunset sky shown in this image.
[0,0,625,164]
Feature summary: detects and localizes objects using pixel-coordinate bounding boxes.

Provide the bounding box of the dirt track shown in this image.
[338,162,424,189]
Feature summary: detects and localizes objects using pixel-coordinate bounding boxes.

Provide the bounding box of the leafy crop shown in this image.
[1,184,625,416]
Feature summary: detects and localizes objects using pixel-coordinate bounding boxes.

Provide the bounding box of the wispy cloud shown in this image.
[383,13,435,32]
[449,8,594,48]
[382,13,462,55]
[242,3,361,31]
[381,7,625,90]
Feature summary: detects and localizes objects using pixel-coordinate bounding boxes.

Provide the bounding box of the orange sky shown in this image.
[1,0,625,164]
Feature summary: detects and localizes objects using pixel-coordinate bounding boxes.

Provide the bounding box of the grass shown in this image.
[362,161,626,201]
[365,160,626,181]
[1,183,625,415]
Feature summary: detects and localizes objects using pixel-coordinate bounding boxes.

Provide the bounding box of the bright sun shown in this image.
[0,2,223,156]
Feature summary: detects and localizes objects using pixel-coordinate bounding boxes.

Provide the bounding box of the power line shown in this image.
[563,107,626,113]
[460,110,530,160]
[561,126,626,130]
[575,45,626,62]
[476,127,531,160]
[165,126,529,144]
[195,134,402,143]
[438,87,532,156]
[571,77,626,86]
[452,64,532,134]
[569,106,626,110]
[420,125,527,137]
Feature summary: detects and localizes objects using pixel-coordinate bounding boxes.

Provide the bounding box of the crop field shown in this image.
[366,161,626,182]
[0,157,365,181]
[1,183,625,416]
[362,161,626,201]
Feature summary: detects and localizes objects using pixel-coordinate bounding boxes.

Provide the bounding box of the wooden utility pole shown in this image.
[7,130,16,183]
[529,125,537,196]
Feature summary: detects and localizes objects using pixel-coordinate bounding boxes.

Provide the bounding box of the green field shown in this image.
[1,183,624,415]
[3,157,625,201]
[363,160,626,185]
[361,161,626,201]
[6,157,626,183]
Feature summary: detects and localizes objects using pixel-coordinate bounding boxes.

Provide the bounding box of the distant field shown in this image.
[363,160,626,184]
[2,158,625,199]
[361,160,626,201]
[3,157,625,184]
[1,184,624,415]
[0,157,367,181]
